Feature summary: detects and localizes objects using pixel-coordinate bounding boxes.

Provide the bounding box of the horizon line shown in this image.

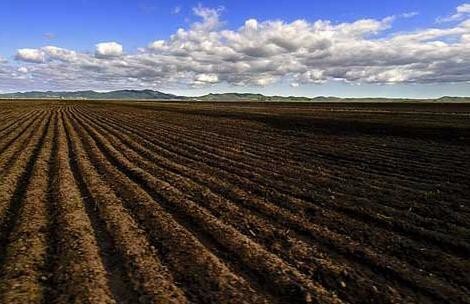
[1,89,469,101]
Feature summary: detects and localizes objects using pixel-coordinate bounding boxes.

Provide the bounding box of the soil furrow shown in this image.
[81,108,470,252]
[63,109,190,303]
[0,111,55,304]
[74,108,470,292]
[1,101,468,304]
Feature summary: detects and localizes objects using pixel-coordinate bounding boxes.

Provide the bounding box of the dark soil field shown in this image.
[0,100,469,303]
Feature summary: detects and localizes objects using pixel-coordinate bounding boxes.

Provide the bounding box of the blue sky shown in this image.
[1,0,469,97]
[0,0,463,55]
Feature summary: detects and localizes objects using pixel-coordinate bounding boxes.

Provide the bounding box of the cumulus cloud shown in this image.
[15,46,81,64]
[95,42,123,58]
[15,49,45,63]
[7,4,470,91]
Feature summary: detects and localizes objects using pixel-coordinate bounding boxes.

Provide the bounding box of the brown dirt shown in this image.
[0,100,469,304]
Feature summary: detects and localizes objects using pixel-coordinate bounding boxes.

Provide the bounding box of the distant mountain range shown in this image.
[0,90,180,100]
[0,90,468,102]
[0,90,322,101]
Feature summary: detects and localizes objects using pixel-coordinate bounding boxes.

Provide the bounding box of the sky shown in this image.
[0,0,469,97]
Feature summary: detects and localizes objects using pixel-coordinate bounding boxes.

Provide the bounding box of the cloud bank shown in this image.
[2,4,470,91]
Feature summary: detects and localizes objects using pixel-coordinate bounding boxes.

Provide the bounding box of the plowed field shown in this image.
[0,100,469,303]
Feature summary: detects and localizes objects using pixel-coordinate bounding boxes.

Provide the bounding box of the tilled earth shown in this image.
[0,100,469,303]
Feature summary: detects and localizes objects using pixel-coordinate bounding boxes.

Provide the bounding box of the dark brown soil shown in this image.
[0,100,469,303]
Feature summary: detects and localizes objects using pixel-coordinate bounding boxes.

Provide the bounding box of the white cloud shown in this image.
[437,3,470,22]
[15,46,81,64]
[17,67,29,73]
[195,73,219,83]
[15,49,45,63]
[459,3,470,13]
[43,46,78,62]
[7,4,470,91]
[192,4,224,31]
[95,42,123,58]
[149,40,165,50]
